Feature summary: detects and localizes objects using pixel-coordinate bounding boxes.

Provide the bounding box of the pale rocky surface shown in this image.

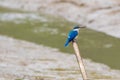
[0,0,120,38]
[0,35,120,80]
[0,0,120,80]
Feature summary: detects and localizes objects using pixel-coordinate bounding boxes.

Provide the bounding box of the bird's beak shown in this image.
[79,26,86,28]
[80,26,86,28]
[78,24,86,28]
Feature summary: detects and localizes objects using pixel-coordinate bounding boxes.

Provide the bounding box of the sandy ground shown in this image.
[0,35,120,80]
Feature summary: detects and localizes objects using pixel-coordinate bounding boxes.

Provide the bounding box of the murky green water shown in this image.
[0,7,120,70]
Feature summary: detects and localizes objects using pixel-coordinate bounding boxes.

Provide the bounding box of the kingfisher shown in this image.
[64,25,85,47]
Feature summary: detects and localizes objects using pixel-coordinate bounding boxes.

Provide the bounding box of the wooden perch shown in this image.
[72,41,88,80]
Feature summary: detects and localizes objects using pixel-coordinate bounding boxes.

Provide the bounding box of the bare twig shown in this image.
[72,41,88,80]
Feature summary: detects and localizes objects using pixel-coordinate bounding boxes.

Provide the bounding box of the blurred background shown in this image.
[0,0,120,80]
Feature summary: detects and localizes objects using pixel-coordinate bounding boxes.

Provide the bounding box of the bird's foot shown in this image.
[72,39,77,42]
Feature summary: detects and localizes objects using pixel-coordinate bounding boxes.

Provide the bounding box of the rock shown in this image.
[0,35,120,80]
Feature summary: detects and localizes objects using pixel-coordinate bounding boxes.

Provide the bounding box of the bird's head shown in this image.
[73,25,86,29]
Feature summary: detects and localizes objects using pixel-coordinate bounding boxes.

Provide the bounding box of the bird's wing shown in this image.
[68,30,78,41]
[64,30,78,47]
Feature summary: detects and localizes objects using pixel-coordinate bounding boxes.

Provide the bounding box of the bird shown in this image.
[64,25,85,47]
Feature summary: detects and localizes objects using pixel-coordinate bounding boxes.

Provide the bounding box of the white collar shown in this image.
[73,29,79,32]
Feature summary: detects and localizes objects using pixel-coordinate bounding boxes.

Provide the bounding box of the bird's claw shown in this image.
[72,39,77,42]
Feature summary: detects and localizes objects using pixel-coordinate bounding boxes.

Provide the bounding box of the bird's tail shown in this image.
[64,39,69,47]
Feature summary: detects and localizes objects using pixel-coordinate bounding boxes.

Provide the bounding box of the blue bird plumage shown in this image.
[64,25,80,47]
